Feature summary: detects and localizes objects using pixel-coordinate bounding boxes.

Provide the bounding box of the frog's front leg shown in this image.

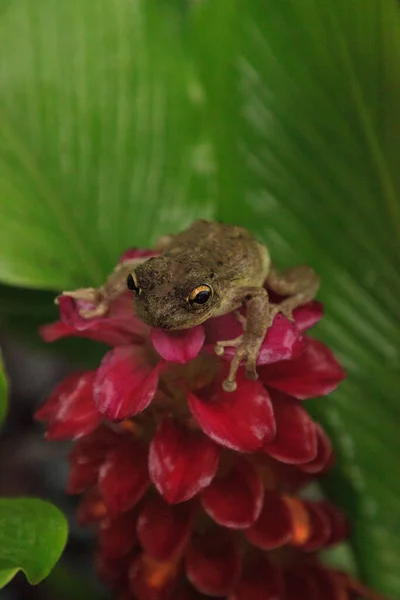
[59,258,148,319]
[215,288,272,392]
[266,265,320,321]
[57,287,108,318]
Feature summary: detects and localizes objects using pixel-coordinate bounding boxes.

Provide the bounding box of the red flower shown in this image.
[35,371,101,439]
[149,418,220,503]
[35,248,380,600]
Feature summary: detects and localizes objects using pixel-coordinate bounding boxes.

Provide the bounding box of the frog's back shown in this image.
[163,220,270,285]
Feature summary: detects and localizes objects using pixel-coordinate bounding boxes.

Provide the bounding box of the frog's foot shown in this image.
[214,313,246,357]
[223,341,260,392]
[215,335,260,392]
[57,287,109,319]
[79,298,109,319]
[269,302,295,323]
[214,335,243,357]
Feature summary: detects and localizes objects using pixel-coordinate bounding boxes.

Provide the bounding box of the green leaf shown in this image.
[0,0,400,596]
[0,498,68,588]
[0,567,19,589]
[0,0,215,290]
[189,0,400,596]
[0,351,8,427]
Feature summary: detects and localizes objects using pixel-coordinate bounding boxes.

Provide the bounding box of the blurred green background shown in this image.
[0,0,399,598]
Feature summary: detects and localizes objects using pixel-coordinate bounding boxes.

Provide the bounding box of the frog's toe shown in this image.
[79,300,109,319]
[214,335,244,357]
[59,288,109,320]
[222,379,237,392]
[60,287,99,303]
[281,307,295,322]
[214,344,225,357]
[270,303,295,323]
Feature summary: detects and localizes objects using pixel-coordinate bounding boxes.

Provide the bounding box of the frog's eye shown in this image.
[188,284,213,308]
[127,272,141,295]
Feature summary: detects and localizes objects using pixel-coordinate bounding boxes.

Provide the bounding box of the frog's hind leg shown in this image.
[154,234,176,252]
[266,265,320,321]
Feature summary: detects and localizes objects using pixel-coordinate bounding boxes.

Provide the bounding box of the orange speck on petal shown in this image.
[337,587,350,600]
[120,420,141,435]
[282,496,310,545]
[92,500,107,518]
[142,554,178,590]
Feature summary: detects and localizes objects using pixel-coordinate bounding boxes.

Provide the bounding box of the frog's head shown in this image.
[127,255,220,330]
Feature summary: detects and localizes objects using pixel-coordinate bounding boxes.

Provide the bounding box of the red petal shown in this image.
[205,313,305,365]
[201,457,263,529]
[318,502,350,546]
[129,552,180,600]
[299,424,333,474]
[52,292,150,346]
[187,370,275,452]
[78,488,108,524]
[118,248,159,263]
[69,425,119,463]
[149,418,220,504]
[185,529,241,596]
[299,502,332,551]
[98,438,149,513]
[39,320,77,342]
[263,391,317,464]
[257,314,305,364]
[67,426,120,493]
[97,552,132,588]
[151,325,205,364]
[245,491,292,550]
[203,312,243,346]
[137,495,195,561]
[299,566,342,600]
[260,338,346,399]
[35,370,94,422]
[99,510,138,559]
[229,555,284,600]
[268,460,312,494]
[293,301,324,332]
[173,580,210,600]
[59,292,148,344]
[94,345,161,421]
[67,460,99,494]
[284,570,319,600]
[35,371,101,440]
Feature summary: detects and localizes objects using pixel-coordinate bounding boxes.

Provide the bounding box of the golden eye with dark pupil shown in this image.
[188,284,212,307]
[127,273,141,295]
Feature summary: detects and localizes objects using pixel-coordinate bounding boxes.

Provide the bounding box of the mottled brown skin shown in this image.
[133,221,269,330]
[62,220,320,392]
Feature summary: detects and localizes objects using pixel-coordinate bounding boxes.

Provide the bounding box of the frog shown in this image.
[62,220,320,392]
